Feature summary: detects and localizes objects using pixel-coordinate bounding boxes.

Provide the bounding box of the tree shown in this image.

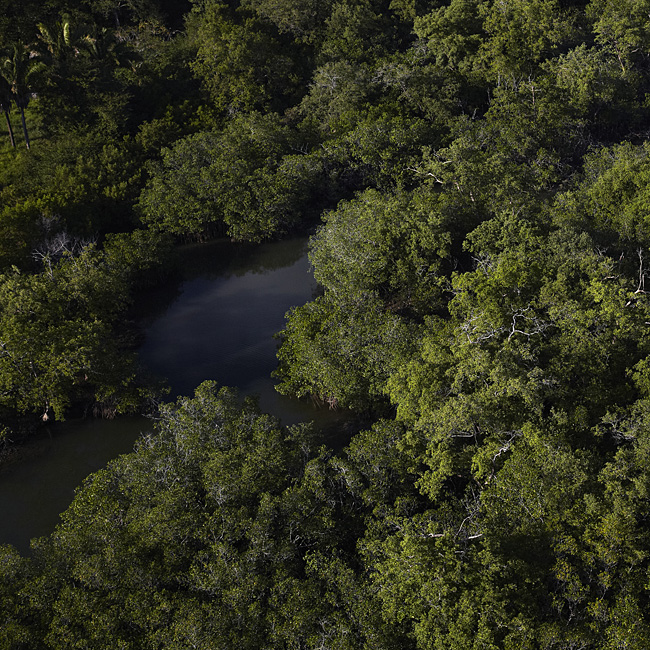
[309,187,451,313]
[413,0,486,76]
[138,112,320,242]
[0,241,155,421]
[275,292,418,410]
[0,131,147,241]
[296,60,375,135]
[317,0,408,64]
[552,141,650,249]
[36,14,88,63]
[83,0,168,27]
[0,544,38,647]
[317,112,438,191]
[543,44,637,136]
[240,0,335,43]
[1,42,45,149]
[1,382,383,648]
[587,0,650,74]
[189,1,304,116]
[479,0,578,82]
[0,71,14,147]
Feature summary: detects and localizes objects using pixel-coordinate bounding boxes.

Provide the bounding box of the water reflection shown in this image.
[138,237,325,424]
[0,236,343,553]
[0,417,147,552]
[180,236,312,279]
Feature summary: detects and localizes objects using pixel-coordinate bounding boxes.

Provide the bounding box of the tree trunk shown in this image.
[19,106,30,150]
[3,111,15,148]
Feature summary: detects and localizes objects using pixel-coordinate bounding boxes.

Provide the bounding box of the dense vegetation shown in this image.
[3,0,650,647]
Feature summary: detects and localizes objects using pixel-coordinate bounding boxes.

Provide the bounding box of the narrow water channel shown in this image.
[0,236,340,553]
[137,236,326,424]
[0,418,147,552]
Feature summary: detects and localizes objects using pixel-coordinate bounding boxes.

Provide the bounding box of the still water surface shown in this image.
[0,236,337,553]
[138,236,324,422]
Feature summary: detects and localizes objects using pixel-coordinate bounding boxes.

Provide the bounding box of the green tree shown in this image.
[309,187,451,313]
[479,0,578,82]
[189,1,303,116]
[0,71,15,147]
[240,0,335,43]
[543,44,636,134]
[139,112,320,241]
[318,112,437,190]
[84,0,168,27]
[275,292,418,410]
[4,382,384,648]
[0,241,155,421]
[413,0,486,76]
[0,131,147,242]
[552,141,650,249]
[36,13,88,63]
[587,0,650,74]
[318,0,407,64]
[1,42,45,149]
[296,59,375,135]
[0,544,38,647]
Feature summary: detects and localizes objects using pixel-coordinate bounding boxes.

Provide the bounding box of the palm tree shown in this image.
[80,25,141,70]
[36,14,88,63]
[0,74,15,148]
[1,43,46,150]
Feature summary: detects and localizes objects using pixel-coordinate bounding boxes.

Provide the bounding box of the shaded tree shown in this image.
[1,42,46,149]
[0,71,15,147]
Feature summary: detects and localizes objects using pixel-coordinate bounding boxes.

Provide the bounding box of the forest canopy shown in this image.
[3,0,650,648]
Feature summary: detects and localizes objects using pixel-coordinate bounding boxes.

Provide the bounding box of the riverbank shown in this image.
[0,235,340,552]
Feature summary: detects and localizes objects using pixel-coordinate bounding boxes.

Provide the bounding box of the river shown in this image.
[0,236,341,553]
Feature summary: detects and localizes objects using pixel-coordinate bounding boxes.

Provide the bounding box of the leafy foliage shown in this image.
[1,383,400,649]
[0,230,166,422]
[138,112,320,241]
[6,0,650,648]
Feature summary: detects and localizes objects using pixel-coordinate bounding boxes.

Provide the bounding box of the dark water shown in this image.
[0,237,341,553]
[137,236,327,424]
[0,418,147,552]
